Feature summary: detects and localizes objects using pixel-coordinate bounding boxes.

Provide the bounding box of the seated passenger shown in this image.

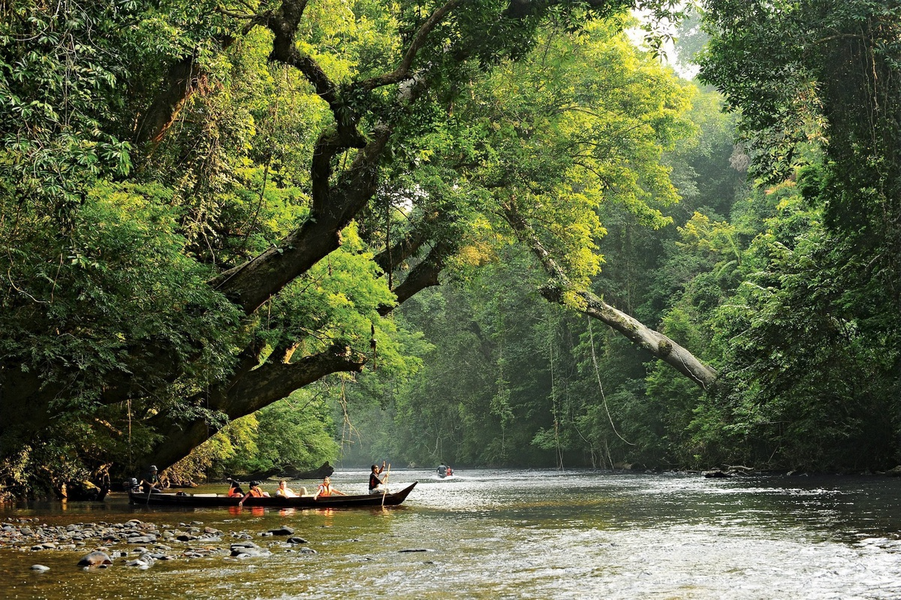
[238,481,270,506]
[276,480,306,498]
[226,480,245,497]
[140,465,163,493]
[314,476,345,500]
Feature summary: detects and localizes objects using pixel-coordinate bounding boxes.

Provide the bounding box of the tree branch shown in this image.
[378,240,453,315]
[502,201,718,389]
[372,213,439,274]
[144,345,365,469]
[213,126,392,314]
[356,0,466,91]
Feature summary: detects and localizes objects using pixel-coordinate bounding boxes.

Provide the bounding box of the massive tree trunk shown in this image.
[145,345,365,468]
[540,285,718,389]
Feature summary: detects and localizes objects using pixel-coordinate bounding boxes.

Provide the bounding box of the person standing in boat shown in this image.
[369,464,387,494]
[314,476,345,500]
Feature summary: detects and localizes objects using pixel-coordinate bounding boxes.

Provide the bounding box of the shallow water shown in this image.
[2,469,901,599]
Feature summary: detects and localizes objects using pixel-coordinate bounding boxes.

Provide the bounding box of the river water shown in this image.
[2,469,901,599]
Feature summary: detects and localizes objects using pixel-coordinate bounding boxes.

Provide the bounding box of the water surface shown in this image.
[2,469,901,599]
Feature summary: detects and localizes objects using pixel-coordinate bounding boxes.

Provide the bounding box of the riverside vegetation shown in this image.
[2,0,901,499]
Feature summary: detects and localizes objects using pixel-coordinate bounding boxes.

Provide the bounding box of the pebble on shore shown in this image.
[1,517,315,570]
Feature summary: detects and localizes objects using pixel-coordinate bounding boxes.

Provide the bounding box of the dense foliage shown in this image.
[343,1,901,473]
[2,0,901,499]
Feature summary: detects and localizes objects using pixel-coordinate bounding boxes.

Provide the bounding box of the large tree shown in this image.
[692,0,901,469]
[0,0,711,496]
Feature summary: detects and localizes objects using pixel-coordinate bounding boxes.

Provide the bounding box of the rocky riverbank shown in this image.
[0,517,314,571]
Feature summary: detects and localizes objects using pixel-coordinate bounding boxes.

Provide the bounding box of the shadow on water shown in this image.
[3,469,901,599]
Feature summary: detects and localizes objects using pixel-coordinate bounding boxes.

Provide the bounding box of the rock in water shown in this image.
[77,551,112,567]
[268,526,294,536]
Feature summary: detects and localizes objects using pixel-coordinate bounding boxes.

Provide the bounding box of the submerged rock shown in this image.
[77,551,113,567]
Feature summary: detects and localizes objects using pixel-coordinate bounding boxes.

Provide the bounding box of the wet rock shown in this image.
[77,551,113,567]
[127,535,157,544]
[287,536,308,544]
[30,564,50,572]
[268,526,294,536]
[399,548,430,553]
[230,542,270,558]
[147,552,174,560]
[125,559,151,569]
[231,541,260,550]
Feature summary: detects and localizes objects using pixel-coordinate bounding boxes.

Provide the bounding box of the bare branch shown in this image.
[357,0,465,91]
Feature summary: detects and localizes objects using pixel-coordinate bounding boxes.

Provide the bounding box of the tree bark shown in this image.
[144,345,364,469]
[377,241,453,315]
[134,54,209,146]
[540,284,718,389]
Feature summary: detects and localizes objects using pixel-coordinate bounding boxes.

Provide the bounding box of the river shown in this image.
[2,469,901,599]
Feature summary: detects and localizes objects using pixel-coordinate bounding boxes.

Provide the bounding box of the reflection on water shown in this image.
[2,469,901,599]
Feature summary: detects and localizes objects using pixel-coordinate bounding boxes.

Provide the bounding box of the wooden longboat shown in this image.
[128,482,417,508]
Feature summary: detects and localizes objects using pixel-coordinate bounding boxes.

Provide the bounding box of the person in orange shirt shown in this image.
[314,476,345,500]
[226,480,244,497]
[238,481,270,506]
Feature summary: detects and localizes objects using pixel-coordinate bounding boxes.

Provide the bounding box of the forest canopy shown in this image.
[1,0,900,498]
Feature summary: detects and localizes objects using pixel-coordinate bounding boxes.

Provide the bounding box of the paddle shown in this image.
[381,463,391,507]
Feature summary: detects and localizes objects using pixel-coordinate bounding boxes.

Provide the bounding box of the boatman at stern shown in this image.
[369,463,387,494]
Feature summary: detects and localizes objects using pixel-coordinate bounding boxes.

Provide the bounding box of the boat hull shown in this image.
[128,482,417,508]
